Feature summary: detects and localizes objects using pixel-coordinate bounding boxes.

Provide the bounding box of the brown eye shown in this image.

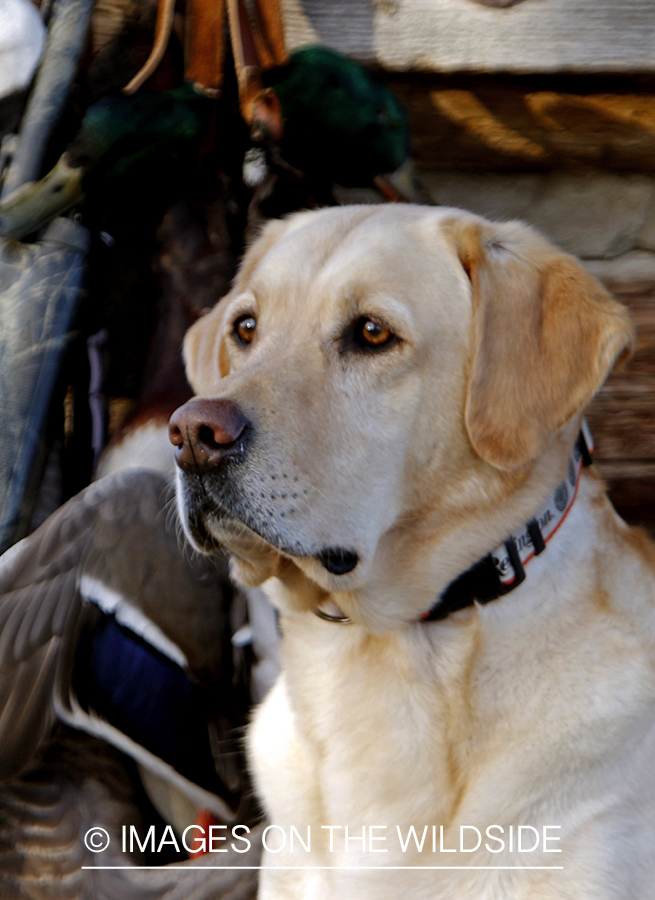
[235,314,256,345]
[356,317,393,348]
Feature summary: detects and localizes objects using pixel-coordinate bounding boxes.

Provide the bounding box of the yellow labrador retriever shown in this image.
[169,205,655,899]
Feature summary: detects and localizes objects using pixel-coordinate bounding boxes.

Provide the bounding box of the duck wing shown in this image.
[0,469,237,799]
[0,724,261,899]
[0,471,100,781]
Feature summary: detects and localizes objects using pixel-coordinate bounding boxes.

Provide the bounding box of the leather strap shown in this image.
[123,0,286,111]
[123,0,177,95]
[227,0,286,129]
[184,0,227,95]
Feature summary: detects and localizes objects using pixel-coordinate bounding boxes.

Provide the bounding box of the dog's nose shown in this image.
[169,399,250,473]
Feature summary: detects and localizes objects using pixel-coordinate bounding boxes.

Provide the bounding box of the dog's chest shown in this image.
[248,594,655,899]
[248,618,565,900]
[249,615,491,845]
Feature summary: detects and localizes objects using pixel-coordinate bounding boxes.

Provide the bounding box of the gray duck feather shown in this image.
[0,468,234,785]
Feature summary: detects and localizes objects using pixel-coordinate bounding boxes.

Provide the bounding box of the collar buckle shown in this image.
[495,536,526,596]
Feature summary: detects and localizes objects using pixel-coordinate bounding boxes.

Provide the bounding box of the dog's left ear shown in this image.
[183,217,294,393]
[444,215,634,471]
[183,304,223,392]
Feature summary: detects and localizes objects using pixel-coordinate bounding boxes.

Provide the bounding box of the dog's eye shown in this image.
[355,317,394,349]
[234,315,257,345]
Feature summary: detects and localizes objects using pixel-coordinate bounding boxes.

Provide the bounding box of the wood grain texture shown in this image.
[384,73,655,173]
[596,461,655,533]
[586,290,655,530]
[281,0,655,74]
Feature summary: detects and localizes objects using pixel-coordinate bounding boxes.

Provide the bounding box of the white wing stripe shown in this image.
[79,576,189,670]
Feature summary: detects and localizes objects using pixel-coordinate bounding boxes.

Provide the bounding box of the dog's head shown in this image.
[170,205,633,629]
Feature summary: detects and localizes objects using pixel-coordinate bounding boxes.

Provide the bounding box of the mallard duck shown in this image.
[264,45,410,190]
[0,468,248,794]
[0,459,277,867]
[0,83,215,240]
[0,465,269,894]
[0,40,418,240]
[243,44,422,227]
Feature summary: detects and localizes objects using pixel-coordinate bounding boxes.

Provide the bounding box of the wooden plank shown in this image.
[383,74,655,173]
[586,292,655,465]
[595,461,655,534]
[587,393,655,461]
[594,293,655,392]
[282,0,655,74]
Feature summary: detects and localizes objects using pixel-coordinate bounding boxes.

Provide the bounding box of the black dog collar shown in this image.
[422,422,594,621]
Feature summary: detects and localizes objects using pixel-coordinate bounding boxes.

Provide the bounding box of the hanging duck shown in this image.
[0,83,217,240]
[260,45,410,195]
[0,0,417,240]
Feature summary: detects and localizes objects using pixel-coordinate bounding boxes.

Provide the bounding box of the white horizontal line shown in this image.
[82,866,564,871]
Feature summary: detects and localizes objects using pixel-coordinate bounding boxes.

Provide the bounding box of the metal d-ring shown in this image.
[314,607,352,624]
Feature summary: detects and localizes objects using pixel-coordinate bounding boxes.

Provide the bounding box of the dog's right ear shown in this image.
[443,215,634,471]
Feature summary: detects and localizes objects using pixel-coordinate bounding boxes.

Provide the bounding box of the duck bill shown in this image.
[374,158,432,205]
[0,155,84,239]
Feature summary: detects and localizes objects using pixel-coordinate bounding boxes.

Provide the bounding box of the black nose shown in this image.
[169,398,250,474]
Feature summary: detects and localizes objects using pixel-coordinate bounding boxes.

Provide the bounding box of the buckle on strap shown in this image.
[526,518,546,556]
[495,536,525,596]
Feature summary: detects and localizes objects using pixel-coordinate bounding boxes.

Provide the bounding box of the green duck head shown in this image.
[263,45,411,188]
[0,84,207,240]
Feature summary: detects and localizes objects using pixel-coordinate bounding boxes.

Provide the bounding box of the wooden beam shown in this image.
[384,73,655,173]
[281,0,655,75]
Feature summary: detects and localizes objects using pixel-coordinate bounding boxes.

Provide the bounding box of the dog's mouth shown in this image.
[316,548,359,575]
[181,481,360,577]
[186,501,290,557]
[186,505,224,553]
[199,510,359,577]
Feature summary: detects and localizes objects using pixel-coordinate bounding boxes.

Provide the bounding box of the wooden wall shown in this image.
[281,0,655,74]
[587,290,655,533]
